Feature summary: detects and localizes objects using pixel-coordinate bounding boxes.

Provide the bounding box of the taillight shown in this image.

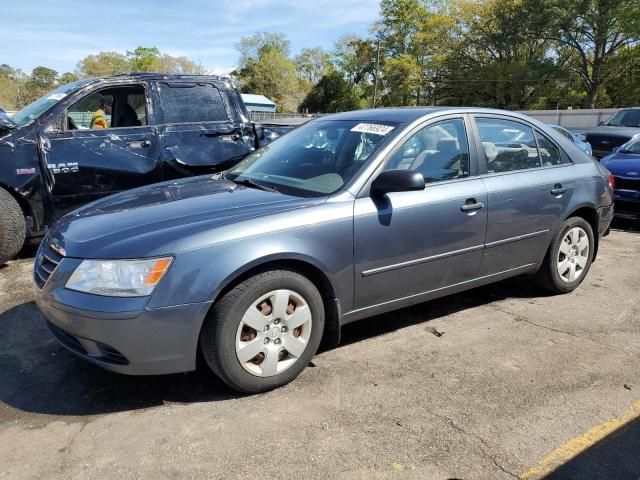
[608,173,615,190]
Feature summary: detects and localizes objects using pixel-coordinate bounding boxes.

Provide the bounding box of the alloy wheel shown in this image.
[557,226,590,283]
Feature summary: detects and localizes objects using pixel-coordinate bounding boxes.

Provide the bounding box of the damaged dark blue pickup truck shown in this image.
[0,73,290,263]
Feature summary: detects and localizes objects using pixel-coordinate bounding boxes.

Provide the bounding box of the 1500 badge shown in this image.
[47,162,79,174]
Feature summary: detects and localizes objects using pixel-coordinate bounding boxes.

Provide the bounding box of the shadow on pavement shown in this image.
[0,276,547,419]
[545,418,640,480]
[611,218,640,233]
[337,275,549,349]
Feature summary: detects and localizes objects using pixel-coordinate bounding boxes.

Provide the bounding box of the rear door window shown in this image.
[476,118,542,173]
[158,83,228,124]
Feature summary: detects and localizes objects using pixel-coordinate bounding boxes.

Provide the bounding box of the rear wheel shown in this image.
[200,269,324,393]
[537,217,594,294]
[0,188,26,265]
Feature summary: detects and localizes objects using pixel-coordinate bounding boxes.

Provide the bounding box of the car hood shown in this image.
[50,175,325,259]
[601,152,640,176]
[583,126,640,138]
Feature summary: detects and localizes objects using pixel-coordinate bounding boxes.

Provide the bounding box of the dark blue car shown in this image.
[34,108,614,393]
[601,136,640,220]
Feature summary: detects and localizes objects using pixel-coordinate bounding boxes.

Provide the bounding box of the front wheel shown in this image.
[0,188,26,265]
[200,270,325,393]
[537,217,594,294]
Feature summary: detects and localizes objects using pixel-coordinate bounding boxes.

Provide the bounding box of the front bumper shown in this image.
[613,190,640,220]
[34,254,212,375]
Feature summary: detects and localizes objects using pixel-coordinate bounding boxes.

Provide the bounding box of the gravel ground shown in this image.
[0,224,638,480]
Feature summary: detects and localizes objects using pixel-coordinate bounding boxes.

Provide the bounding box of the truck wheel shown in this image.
[200,269,324,393]
[0,188,26,265]
[536,217,594,294]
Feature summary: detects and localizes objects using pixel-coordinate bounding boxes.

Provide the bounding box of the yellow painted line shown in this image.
[520,399,640,479]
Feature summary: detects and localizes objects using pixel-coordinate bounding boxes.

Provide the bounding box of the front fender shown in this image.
[146,199,355,314]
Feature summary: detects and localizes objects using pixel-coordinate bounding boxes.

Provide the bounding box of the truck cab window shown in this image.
[158,83,228,123]
[66,85,147,130]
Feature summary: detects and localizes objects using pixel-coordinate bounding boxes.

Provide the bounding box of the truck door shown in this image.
[43,84,160,216]
[155,81,254,177]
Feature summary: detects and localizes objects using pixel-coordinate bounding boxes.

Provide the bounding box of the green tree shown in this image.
[236,42,300,111]
[435,0,563,109]
[603,45,640,106]
[126,46,161,72]
[300,70,362,112]
[77,52,129,77]
[294,47,332,84]
[23,66,58,103]
[527,0,640,107]
[154,54,205,74]
[236,32,290,69]
[58,72,79,85]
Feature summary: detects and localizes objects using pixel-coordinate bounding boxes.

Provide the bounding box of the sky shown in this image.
[0,0,380,75]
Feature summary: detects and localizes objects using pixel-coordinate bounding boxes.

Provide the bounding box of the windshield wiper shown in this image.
[233,178,280,193]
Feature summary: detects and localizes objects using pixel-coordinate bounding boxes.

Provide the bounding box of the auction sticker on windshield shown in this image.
[350,123,395,135]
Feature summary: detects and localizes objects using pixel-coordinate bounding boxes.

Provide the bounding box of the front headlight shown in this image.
[66,257,173,297]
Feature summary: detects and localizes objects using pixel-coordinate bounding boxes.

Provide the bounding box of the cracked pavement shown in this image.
[0,226,639,479]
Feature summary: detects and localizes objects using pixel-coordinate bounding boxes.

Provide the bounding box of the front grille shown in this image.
[586,135,630,151]
[614,176,640,191]
[34,239,64,289]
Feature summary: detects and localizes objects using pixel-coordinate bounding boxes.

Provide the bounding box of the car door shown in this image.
[155,80,254,176]
[43,83,160,216]
[353,115,488,310]
[472,115,576,276]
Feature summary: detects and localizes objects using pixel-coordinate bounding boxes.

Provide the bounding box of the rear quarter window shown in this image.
[158,83,228,123]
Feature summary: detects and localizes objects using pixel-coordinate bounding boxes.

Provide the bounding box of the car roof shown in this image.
[72,73,235,89]
[320,107,549,124]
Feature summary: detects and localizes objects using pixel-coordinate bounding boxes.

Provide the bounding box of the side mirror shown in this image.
[371,169,425,197]
[612,146,620,153]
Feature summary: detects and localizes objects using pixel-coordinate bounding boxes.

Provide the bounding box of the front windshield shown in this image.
[11,80,85,127]
[621,138,640,153]
[603,110,640,128]
[227,119,399,196]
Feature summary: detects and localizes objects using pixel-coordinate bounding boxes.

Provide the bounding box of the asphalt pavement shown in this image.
[1,222,638,479]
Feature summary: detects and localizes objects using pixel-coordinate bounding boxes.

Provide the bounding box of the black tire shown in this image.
[200,269,325,393]
[536,216,594,294]
[0,188,26,265]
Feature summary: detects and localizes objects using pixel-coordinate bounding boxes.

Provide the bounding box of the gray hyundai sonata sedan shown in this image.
[35,108,614,393]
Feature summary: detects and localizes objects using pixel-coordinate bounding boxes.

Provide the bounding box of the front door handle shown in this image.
[126,139,151,148]
[460,199,484,212]
[551,183,567,196]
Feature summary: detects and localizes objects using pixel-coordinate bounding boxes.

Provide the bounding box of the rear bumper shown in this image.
[36,292,212,375]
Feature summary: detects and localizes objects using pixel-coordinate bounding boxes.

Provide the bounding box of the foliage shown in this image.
[77,52,130,77]
[294,48,332,84]
[300,70,362,112]
[235,42,300,112]
[525,0,640,107]
[126,47,161,72]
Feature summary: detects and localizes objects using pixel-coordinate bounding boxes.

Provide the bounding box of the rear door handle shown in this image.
[460,200,484,212]
[551,184,567,195]
[126,139,151,148]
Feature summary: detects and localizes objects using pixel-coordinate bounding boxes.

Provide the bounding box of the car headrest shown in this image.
[437,137,458,154]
